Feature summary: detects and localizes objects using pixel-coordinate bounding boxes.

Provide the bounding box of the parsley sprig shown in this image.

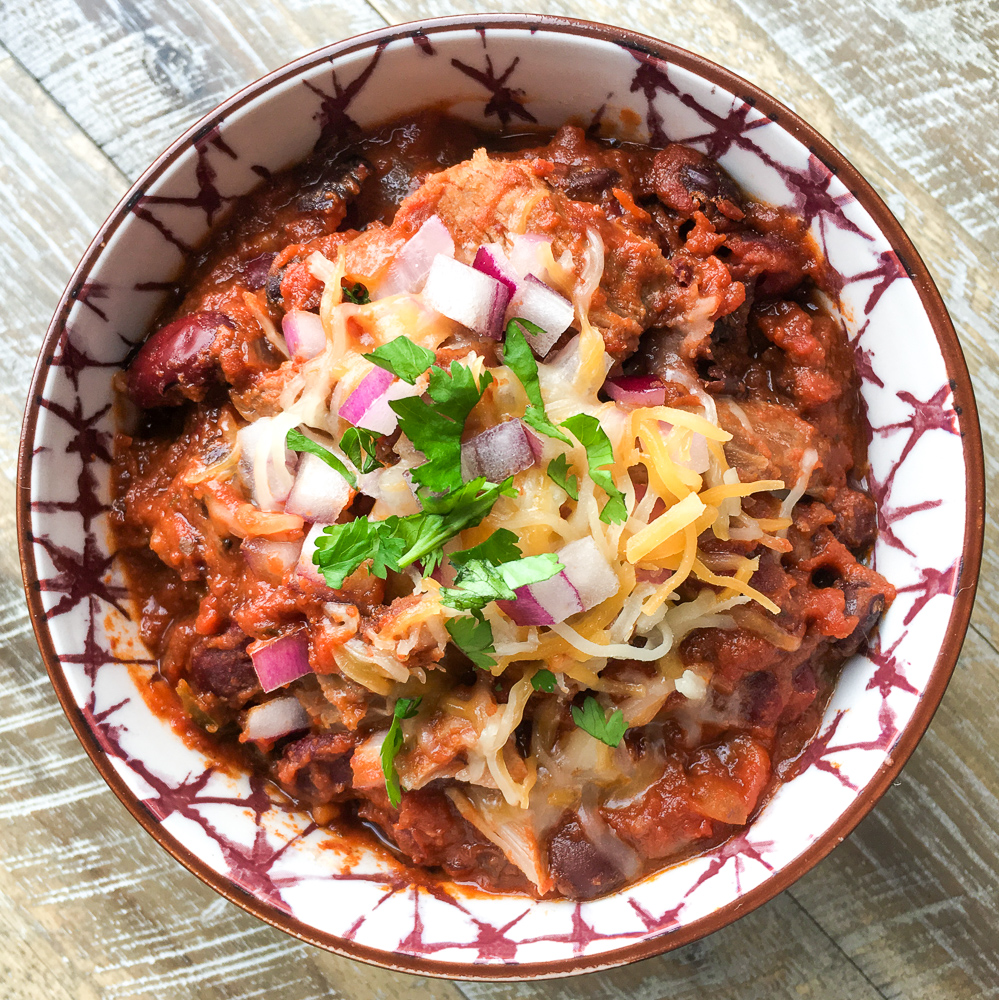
[502,319,571,445]
[571,695,628,747]
[531,669,557,693]
[286,428,356,488]
[440,553,563,611]
[340,426,382,474]
[341,280,371,305]
[561,414,628,524]
[392,361,494,492]
[445,612,497,670]
[546,453,579,500]
[381,696,421,808]
[363,336,435,385]
[312,477,515,587]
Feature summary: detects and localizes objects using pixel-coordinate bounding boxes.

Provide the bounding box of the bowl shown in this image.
[17,13,984,980]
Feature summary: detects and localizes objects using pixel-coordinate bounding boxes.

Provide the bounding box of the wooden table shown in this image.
[2,1,996,996]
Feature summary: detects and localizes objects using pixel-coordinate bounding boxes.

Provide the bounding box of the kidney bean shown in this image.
[190,633,259,707]
[241,252,276,291]
[127,310,233,408]
[547,811,626,900]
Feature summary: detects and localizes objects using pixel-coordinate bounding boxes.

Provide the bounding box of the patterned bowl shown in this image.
[18,14,984,980]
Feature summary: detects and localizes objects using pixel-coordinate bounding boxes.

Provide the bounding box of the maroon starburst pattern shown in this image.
[451,55,538,126]
[626,48,774,160]
[789,154,868,243]
[847,249,910,314]
[136,124,237,238]
[31,532,128,620]
[794,699,902,791]
[47,327,122,391]
[304,44,388,151]
[874,384,960,472]
[70,281,110,321]
[411,30,434,56]
[684,831,776,897]
[865,633,918,698]
[867,463,943,558]
[895,560,961,626]
[38,395,112,465]
[60,600,154,684]
[849,320,885,390]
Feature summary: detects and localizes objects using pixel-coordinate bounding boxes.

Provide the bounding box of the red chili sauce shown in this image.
[111,112,894,900]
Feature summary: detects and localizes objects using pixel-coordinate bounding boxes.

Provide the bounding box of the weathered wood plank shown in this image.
[0,0,385,179]
[457,893,886,1000]
[1,0,997,996]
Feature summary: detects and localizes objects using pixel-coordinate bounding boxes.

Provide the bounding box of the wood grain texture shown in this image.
[0,0,384,179]
[0,0,997,997]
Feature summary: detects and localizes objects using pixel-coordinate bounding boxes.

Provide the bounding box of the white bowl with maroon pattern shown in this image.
[18,15,983,979]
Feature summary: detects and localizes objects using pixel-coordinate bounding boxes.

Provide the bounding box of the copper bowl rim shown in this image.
[17,12,985,982]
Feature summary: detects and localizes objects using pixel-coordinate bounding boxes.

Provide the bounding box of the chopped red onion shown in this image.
[603,375,668,407]
[498,537,618,626]
[339,366,394,425]
[339,366,422,434]
[472,244,518,295]
[422,254,511,340]
[284,452,353,523]
[241,537,304,581]
[524,425,545,462]
[506,275,574,357]
[249,631,312,692]
[282,309,326,360]
[461,419,536,482]
[498,572,583,626]
[557,537,620,611]
[237,417,299,510]
[360,378,423,435]
[375,215,455,299]
[242,696,310,741]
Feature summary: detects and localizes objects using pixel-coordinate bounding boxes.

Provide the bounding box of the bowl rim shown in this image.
[17,11,985,981]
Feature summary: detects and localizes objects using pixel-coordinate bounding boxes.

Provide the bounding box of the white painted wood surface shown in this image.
[0,2,996,997]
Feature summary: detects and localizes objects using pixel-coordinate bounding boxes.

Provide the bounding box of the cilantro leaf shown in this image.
[561,413,628,524]
[503,319,572,445]
[391,362,493,492]
[286,428,356,488]
[341,280,370,305]
[340,426,382,474]
[531,669,557,693]
[449,528,522,568]
[363,336,436,385]
[312,519,405,588]
[312,478,515,585]
[546,454,579,501]
[381,696,421,808]
[446,613,497,670]
[440,553,563,611]
[397,478,515,572]
[571,695,628,748]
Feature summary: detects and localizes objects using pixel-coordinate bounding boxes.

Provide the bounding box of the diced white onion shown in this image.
[284,452,352,523]
[422,254,511,339]
[242,696,310,741]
